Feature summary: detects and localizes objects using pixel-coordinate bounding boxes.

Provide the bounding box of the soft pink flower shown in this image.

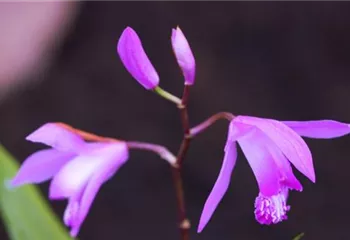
[10,123,129,237]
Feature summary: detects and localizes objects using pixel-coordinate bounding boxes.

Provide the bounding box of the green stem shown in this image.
[154,86,182,105]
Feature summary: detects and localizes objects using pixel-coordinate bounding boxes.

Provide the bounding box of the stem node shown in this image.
[180,219,191,230]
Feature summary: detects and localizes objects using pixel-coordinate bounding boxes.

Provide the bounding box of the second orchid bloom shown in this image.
[198,116,350,232]
[117,26,195,89]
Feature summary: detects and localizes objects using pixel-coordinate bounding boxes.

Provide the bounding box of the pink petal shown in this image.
[232,122,281,197]
[283,120,350,139]
[197,142,237,233]
[232,119,302,191]
[10,149,74,186]
[64,197,80,227]
[117,27,159,90]
[49,153,102,199]
[267,150,302,191]
[235,116,315,182]
[255,131,302,191]
[66,143,129,237]
[171,27,195,85]
[63,188,85,237]
[78,143,128,219]
[49,143,128,199]
[26,123,85,153]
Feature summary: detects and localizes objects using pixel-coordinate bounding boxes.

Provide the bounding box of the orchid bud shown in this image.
[171,27,196,85]
[117,27,159,90]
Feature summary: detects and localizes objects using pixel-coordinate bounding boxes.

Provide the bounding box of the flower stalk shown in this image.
[190,112,235,137]
[126,141,177,166]
[172,84,191,240]
[58,123,177,165]
[154,86,182,105]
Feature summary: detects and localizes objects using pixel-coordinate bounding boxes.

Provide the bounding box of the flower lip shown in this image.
[254,187,290,225]
[117,26,159,90]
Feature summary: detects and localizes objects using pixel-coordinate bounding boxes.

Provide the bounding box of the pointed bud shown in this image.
[117,27,159,90]
[171,27,196,85]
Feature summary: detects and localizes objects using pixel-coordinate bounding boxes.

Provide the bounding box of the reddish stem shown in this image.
[172,85,191,240]
[56,122,176,165]
[190,112,235,136]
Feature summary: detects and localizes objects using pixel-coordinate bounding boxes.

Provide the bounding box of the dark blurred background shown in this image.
[1,2,350,240]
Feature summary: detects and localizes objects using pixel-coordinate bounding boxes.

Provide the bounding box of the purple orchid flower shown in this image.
[10,123,129,237]
[198,116,350,232]
[117,27,159,90]
[171,27,196,85]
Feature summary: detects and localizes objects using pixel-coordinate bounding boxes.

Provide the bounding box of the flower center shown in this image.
[254,188,290,225]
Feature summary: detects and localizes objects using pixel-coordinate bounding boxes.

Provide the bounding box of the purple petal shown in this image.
[197,142,237,233]
[283,120,350,139]
[171,27,195,85]
[78,143,128,218]
[48,143,112,199]
[235,116,315,183]
[63,188,85,237]
[10,149,74,187]
[232,119,302,191]
[64,198,80,227]
[65,143,129,237]
[117,27,159,90]
[266,147,302,191]
[232,122,281,197]
[49,142,128,199]
[255,131,302,191]
[49,153,102,199]
[26,123,85,153]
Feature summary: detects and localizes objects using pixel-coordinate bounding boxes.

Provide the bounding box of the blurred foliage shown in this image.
[293,233,304,240]
[0,145,71,240]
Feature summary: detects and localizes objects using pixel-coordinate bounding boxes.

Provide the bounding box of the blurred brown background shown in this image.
[1,2,350,240]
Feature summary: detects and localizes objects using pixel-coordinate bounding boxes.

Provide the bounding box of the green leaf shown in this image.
[0,145,71,240]
[293,233,305,240]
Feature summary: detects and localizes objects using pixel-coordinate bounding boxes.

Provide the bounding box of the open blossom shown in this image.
[117,27,159,90]
[198,116,350,232]
[9,123,129,237]
[171,27,196,85]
